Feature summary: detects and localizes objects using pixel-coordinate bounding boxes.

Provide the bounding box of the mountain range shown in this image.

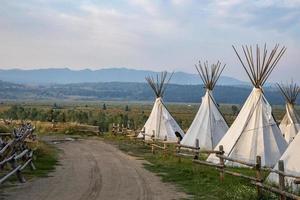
[0,68,247,85]
[0,67,286,104]
[0,80,287,105]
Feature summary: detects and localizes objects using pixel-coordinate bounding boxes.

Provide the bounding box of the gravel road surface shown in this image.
[1,139,186,200]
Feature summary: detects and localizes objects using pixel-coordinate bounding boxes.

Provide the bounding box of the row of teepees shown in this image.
[138,44,300,191]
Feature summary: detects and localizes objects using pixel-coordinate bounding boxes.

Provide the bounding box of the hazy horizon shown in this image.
[1,1,300,83]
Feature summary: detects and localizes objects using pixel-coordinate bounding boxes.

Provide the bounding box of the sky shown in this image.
[0,0,300,82]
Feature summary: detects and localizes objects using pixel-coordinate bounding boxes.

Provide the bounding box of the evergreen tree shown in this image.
[231,105,239,116]
[125,105,129,111]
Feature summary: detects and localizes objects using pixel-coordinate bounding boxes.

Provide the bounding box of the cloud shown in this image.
[128,0,159,16]
[0,0,299,83]
[204,0,300,32]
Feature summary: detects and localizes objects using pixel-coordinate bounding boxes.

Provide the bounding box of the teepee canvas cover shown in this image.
[138,72,184,142]
[181,61,228,149]
[207,44,288,167]
[277,82,300,143]
[267,132,300,191]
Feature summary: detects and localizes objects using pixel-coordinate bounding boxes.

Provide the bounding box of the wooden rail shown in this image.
[0,124,36,185]
[191,145,300,200]
[175,138,201,162]
[112,123,134,135]
[145,136,300,200]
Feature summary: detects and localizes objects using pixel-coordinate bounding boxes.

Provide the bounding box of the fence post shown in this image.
[112,123,115,135]
[194,139,199,160]
[163,136,167,157]
[177,137,181,163]
[121,124,125,134]
[278,160,286,200]
[30,161,36,170]
[255,156,262,199]
[142,127,145,142]
[29,151,36,170]
[127,122,130,129]
[10,159,25,183]
[150,130,155,143]
[218,145,224,182]
[151,130,155,154]
[151,143,155,154]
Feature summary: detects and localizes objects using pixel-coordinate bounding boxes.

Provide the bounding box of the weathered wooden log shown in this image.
[15,149,29,160]
[151,144,165,150]
[194,139,199,160]
[216,154,256,167]
[0,141,14,155]
[218,145,225,182]
[10,159,25,183]
[255,156,262,198]
[177,137,181,163]
[176,144,200,150]
[0,165,22,184]
[251,182,300,200]
[0,124,36,185]
[218,169,259,182]
[176,153,195,158]
[162,141,177,144]
[20,158,33,171]
[0,133,11,137]
[0,154,15,166]
[193,159,224,168]
[263,167,300,179]
[142,127,145,141]
[278,160,286,200]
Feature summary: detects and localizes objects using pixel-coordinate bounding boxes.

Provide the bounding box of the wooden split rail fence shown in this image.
[112,123,137,136]
[142,136,300,200]
[0,124,36,185]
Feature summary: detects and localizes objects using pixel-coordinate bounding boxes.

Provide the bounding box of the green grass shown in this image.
[104,134,278,200]
[24,142,59,178]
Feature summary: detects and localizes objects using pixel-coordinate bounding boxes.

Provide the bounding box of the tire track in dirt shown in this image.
[78,145,102,200]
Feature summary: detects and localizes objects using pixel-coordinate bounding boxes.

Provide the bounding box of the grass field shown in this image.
[0,101,290,132]
[0,100,296,199]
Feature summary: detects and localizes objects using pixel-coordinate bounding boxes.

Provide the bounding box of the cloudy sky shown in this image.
[0,0,299,82]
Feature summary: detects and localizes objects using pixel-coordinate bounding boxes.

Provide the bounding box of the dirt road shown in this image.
[2,139,186,200]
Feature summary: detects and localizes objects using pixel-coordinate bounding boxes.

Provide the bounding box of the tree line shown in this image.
[0,104,148,132]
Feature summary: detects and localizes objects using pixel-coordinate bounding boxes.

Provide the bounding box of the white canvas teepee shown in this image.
[207,44,288,167]
[277,82,300,143]
[138,72,184,142]
[267,131,300,191]
[181,61,228,149]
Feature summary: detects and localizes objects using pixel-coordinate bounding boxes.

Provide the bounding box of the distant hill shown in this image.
[0,80,288,105]
[0,68,247,86]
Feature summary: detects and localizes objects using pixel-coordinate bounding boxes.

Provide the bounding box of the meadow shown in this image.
[0,100,295,199]
[0,100,291,134]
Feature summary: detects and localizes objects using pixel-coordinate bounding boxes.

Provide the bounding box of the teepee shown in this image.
[138,72,185,142]
[181,61,228,149]
[277,82,300,143]
[267,130,300,191]
[207,44,288,167]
